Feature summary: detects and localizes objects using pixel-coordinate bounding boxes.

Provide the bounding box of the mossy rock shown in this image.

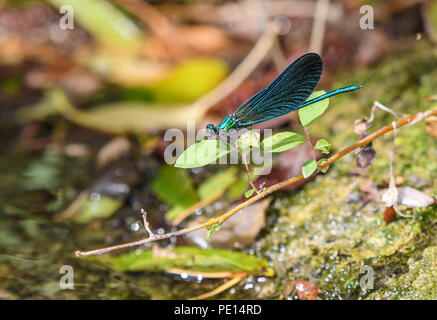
[255,42,437,300]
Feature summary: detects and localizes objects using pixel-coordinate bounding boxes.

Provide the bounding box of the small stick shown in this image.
[218,133,259,193]
[236,143,259,194]
[367,101,404,130]
[304,127,317,161]
[141,209,156,239]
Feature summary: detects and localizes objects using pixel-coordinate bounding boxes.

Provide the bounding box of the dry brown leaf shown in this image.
[185,198,271,249]
[97,137,131,167]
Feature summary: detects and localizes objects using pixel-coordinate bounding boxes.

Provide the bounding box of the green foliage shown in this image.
[175,130,306,170]
[22,150,64,190]
[244,188,255,198]
[151,166,199,208]
[206,224,221,240]
[174,140,229,168]
[302,160,317,178]
[197,168,237,200]
[314,139,332,154]
[261,132,304,152]
[172,91,334,208]
[74,196,123,223]
[151,167,238,221]
[227,173,250,200]
[238,130,260,154]
[298,90,330,127]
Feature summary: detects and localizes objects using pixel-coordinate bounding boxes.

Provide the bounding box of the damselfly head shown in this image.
[206,124,219,136]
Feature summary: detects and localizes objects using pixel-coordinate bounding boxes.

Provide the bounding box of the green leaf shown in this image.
[298,90,329,127]
[238,130,260,154]
[206,224,221,240]
[22,150,63,190]
[302,160,317,178]
[174,139,230,168]
[197,168,237,200]
[164,205,186,221]
[226,173,250,200]
[74,196,123,224]
[86,246,275,276]
[165,168,237,221]
[261,132,304,152]
[244,188,255,198]
[151,166,198,207]
[314,139,332,154]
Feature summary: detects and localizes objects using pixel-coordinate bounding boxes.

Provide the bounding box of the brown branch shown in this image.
[75,109,437,257]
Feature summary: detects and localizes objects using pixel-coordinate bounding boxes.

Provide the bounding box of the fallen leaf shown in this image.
[185,198,271,249]
[151,165,199,208]
[97,137,131,167]
[86,246,275,276]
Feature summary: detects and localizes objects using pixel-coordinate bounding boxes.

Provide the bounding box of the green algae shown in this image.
[368,246,437,299]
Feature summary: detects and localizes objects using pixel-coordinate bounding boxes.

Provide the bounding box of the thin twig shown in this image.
[75,109,437,257]
[189,273,247,300]
[304,127,317,161]
[235,142,259,194]
[141,209,156,238]
[367,101,404,130]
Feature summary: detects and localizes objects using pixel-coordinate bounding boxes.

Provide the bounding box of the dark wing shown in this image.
[233,53,323,125]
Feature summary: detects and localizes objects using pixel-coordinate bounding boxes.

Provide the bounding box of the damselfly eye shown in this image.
[206,124,218,136]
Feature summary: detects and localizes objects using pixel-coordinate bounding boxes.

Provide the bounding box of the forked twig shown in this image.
[141,209,156,239]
